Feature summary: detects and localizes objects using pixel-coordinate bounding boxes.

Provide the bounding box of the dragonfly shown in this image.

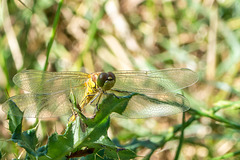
[1,68,198,119]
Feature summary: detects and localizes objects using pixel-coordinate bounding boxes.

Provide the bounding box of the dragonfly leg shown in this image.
[92,92,103,114]
[80,94,95,110]
[89,92,100,105]
[103,91,120,99]
[68,112,78,124]
[110,89,133,95]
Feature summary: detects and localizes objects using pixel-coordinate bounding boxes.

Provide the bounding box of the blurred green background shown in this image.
[1,0,240,159]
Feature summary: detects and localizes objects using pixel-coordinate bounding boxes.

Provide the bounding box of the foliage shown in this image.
[1,0,240,159]
[6,92,140,159]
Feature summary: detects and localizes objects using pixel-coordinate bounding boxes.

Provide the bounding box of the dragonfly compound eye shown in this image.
[107,72,115,81]
[97,72,108,87]
[97,72,116,90]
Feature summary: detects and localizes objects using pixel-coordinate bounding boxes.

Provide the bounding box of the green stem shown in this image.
[211,151,240,160]
[189,108,240,129]
[145,116,198,159]
[0,52,10,90]
[143,101,240,159]
[211,101,240,113]
[174,112,185,160]
[43,0,64,71]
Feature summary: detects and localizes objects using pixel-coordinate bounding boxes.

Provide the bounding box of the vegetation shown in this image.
[1,0,240,159]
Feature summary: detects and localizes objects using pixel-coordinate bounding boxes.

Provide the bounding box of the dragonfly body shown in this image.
[1,68,198,118]
[80,73,100,110]
[80,72,116,110]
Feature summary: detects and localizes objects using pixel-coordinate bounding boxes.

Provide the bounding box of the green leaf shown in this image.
[113,138,157,151]
[7,100,23,134]
[104,148,136,160]
[7,100,47,158]
[21,129,39,154]
[12,128,45,157]
[86,93,131,126]
[81,145,136,160]
[43,128,74,159]
[40,94,135,159]
[70,135,137,160]
[94,135,137,159]
[7,93,136,159]
[41,115,110,159]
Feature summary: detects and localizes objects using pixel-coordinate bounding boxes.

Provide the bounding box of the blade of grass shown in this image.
[73,0,107,69]
[0,50,10,90]
[2,0,23,70]
[43,0,64,71]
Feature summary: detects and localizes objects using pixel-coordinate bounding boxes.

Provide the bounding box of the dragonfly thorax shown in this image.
[79,72,116,110]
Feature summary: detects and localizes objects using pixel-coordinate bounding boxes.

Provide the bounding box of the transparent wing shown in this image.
[1,89,85,118]
[112,68,198,94]
[13,70,89,94]
[112,93,189,119]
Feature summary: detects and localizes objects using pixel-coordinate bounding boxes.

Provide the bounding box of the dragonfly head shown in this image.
[97,72,116,91]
